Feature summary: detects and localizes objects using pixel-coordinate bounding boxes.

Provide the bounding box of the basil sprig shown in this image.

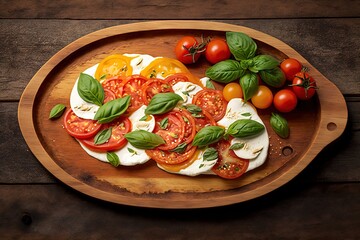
[94,95,130,124]
[270,113,290,138]
[226,119,265,138]
[124,130,165,149]
[226,31,257,60]
[145,92,183,115]
[77,73,104,106]
[49,104,66,119]
[249,55,279,73]
[192,126,225,148]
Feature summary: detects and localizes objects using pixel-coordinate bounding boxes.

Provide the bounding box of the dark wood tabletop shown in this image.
[1,0,359,239]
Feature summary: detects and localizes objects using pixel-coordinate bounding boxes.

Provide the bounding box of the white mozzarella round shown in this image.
[172,81,203,105]
[128,105,155,132]
[125,54,156,74]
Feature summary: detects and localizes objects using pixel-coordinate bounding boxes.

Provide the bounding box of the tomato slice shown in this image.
[94,54,133,80]
[141,78,173,105]
[103,89,116,103]
[212,140,249,179]
[140,57,190,79]
[63,109,102,139]
[146,145,197,165]
[122,75,148,113]
[192,89,227,122]
[165,73,190,86]
[153,111,185,151]
[175,109,196,145]
[157,148,201,172]
[80,117,131,152]
[193,109,217,132]
[101,76,125,99]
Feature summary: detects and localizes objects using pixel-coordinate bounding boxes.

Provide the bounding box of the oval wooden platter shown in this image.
[18,21,347,208]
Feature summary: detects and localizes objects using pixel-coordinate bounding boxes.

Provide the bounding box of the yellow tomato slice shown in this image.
[95,54,133,80]
[157,149,201,173]
[140,57,191,79]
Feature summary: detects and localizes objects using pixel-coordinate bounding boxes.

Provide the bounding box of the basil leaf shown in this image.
[203,147,218,162]
[270,113,290,139]
[184,104,202,114]
[205,59,246,84]
[159,117,168,129]
[124,130,165,149]
[226,32,257,60]
[226,119,264,138]
[145,93,183,115]
[171,142,188,153]
[249,55,279,73]
[127,147,138,156]
[106,152,120,167]
[230,142,245,150]
[259,67,286,88]
[94,95,130,123]
[205,79,216,89]
[77,73,104,106]
[240,72,259,102]
[49,104,66,119]
[94,127,112,145]
[192,126,225,148]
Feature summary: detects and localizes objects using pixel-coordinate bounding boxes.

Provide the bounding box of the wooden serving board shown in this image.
[18,21,347,208]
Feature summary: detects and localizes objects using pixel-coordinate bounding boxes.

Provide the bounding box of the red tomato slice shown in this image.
[193,109,217,132]
[153,111,185,151]
[175,109,196,145]
[165,73,190,86]
[192,89,227,122]
[141,78,173,105]
[80,117,131,152]
[63,109,102,139]
[103,89,116,103]
[212,140,249,179]
[146,145,197,165]
[101,76,124,99]
[122,75,148,113]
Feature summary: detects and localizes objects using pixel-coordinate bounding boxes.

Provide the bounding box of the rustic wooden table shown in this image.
[1,1,359,239]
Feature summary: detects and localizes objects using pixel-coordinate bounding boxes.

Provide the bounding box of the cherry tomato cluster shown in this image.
[175,36,231,65]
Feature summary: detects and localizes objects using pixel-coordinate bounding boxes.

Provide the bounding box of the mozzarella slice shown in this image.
[125,54,156,74]
[128,105,155,132]
[70,64,99,120]
[172,81,203,105]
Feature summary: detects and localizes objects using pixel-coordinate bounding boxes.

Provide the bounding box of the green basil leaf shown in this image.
[159,117,169,129]
[49,104,66,119]
[94,127,112,145]
[94,95,130,124]
[184,104,202,114]
[205,59,246,84]
[226,31,257,60]
[226,119,264,138]
[259,67,286,88]
[203,147,218,162]
[145,93,183,115]
[205,79,216,89]
[171,142,188,153]
[230,142,245,150]
[270,113,290,138]
[77,73,104,106]
[192,126,225,148]
[127,147,138,156]
[106,152,120,167]
[124,130,165,149]
[249,55,279,73]
[240,72,259,102]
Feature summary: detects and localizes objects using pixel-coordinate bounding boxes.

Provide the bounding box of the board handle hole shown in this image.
[327,122,337,131]
[282,146,293,156]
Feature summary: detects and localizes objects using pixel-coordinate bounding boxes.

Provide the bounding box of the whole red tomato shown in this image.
[273,89,298,112]
[205,38,231,64]
[280,58,303,81]
[291,72,317,100]
[175,36,205,64]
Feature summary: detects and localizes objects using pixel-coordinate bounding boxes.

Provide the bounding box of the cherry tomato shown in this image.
[80,117,131,152]
[212,140,249,179]
[251,85,273,109]
[222,82,243,101]
[291,72,317,100]
[273,89,298,112]
[63,109,102,139]
[192,89,227,122]
[280,58,303,81]
[205,38,231,64]
[95,54,133,80]
[175,36,205,64]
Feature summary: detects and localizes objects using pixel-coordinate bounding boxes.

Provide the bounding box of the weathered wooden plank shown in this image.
[0,0,359,19]
[0,18,359,101]
[0,183,359,239]
[1,99,359,184]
